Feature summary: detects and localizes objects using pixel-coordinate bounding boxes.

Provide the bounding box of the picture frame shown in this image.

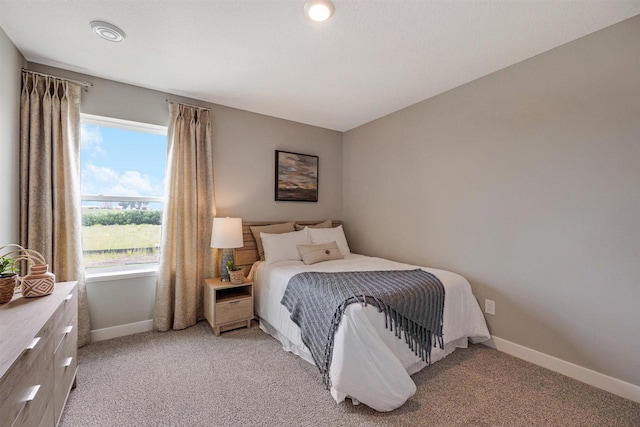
[275,150,318,202]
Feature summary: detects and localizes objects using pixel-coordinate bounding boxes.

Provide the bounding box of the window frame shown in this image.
[80,114,168,277]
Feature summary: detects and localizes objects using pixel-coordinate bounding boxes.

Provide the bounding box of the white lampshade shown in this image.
[210,217,243,249]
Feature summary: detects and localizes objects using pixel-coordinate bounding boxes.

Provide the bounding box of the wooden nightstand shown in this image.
[204,277,254,336]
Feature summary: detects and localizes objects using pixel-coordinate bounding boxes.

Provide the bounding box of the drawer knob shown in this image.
[63,357,73,367]
[26,337,41,350]
[25,385,41,402]
[62,325,74,334]
[65,294,73,301]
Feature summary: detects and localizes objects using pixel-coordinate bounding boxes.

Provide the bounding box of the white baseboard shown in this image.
[90,319,154,342]
[484,336,640,404]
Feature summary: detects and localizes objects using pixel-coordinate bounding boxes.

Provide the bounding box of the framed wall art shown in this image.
[275,150,318,202]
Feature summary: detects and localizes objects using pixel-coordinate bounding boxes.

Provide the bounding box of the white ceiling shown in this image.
[1,1,639,131]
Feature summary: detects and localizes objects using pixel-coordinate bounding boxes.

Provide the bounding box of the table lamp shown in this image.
[210,217,243,281]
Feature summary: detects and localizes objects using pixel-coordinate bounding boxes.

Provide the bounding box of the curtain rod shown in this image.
[22,68,93,89]
[166,98,211,111]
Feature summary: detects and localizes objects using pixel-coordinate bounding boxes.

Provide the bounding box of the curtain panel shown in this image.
[154,103,216,331]
[19,72,90,346]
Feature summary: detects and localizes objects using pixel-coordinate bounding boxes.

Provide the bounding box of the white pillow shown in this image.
[261,229,310,264]
[308,225,350,256]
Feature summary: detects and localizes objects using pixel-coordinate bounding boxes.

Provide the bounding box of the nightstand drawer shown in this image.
[215,298,252,325]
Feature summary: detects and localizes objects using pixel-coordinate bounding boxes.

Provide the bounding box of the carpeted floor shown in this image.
[59,321,640,427]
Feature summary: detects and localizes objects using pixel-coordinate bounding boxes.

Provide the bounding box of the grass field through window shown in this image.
[82,209,162,271]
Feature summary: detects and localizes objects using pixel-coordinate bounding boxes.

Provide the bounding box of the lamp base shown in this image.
[220,248,234,282]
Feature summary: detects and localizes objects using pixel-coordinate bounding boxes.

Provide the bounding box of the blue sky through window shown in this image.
[80,124,166,198]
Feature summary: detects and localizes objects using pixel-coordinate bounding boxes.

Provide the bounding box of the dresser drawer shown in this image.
[11,380,54,427]
[59,286,77,325]
[215,298,252,325]
[53,315,77,424]
[52,288,77,353]
[0,322,53,425]
[3,335,54,427]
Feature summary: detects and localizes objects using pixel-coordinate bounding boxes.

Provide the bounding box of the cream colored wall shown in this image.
[343,16,640,387]
[0,28,24,246]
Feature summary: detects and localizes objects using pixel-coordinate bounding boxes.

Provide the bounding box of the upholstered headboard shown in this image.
[234,220,342,274]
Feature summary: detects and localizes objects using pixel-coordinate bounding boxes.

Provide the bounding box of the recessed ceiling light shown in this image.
[90,21,126,42]
[304,0,335,22]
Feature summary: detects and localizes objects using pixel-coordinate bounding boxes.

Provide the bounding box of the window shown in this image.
[80,114,167,273]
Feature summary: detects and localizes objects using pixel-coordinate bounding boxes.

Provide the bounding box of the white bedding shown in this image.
[249,253,490,412]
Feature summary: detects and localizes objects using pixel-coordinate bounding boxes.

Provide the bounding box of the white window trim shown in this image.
[85,266,159,283]
[81,113,167,135]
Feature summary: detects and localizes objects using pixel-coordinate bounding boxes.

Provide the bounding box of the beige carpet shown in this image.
[59,321,639,427]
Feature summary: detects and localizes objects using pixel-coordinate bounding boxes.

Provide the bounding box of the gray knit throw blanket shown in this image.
[281,269,445,387]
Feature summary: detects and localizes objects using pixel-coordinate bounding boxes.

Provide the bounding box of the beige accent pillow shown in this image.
[297,241,344,265]
[294,219,332,231]
[250,222,295,260]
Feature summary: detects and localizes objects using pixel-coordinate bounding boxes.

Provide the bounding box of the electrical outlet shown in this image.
[485,299,496,315]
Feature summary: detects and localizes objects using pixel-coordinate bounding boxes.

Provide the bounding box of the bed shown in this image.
[237,221,490,412]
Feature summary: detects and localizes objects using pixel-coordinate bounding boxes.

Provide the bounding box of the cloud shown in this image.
[80,125,106,157]
[81,164,163,197]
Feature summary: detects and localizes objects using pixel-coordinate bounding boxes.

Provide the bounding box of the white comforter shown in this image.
[249,254,490,412]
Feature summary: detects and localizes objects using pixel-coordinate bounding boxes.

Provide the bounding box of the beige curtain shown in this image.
[20,72,91,346]
[154,103,216,331]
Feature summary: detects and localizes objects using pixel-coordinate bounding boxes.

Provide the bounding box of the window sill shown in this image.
[85,266,159,283]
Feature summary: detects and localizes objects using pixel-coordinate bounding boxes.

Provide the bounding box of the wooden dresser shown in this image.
[0,281,78,427]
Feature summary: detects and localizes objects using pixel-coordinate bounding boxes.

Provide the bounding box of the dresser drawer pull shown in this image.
[62,325,74,335]
[65,294,73,301]
[63,357,74,368]
[25,385,41,402]
[229,301,240,305]
[26,337,41,350]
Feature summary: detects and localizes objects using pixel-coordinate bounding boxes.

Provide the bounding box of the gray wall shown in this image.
[5,14,638,391]
[0,27,23,245]
[343,16,640,387]
[85,274,157,331]
[28,63,343,222]
[18,63,342,332]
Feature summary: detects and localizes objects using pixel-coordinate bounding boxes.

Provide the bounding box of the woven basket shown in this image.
[229,270,245,285]
[0,276,16,304]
